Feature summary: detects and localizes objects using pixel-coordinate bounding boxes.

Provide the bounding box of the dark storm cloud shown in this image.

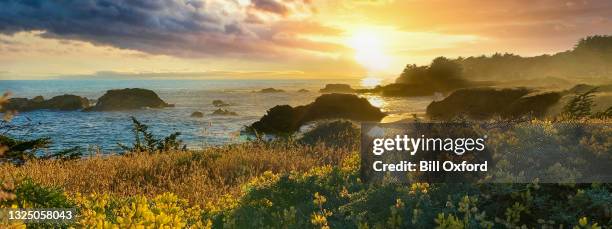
[0,0,342,58]
[0,0,220,36]
[0,0,227,56]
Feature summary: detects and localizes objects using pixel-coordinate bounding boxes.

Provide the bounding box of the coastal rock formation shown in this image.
[190,111,204,118]
[85,88,172,111]
[319,84,355,93]
[1,95,89,112]
[297,89,309,93]
[250,93,386,134]
[258,88,284,93]
[211,109,238,116]
[212,100,230,107]
[426,88,561,120]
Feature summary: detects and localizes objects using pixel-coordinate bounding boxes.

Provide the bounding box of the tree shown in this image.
[563,87,597,118]
[428,56,463,81]
[118,116,186,153]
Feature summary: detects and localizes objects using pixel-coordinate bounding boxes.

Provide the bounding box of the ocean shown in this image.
[0,79,432,154]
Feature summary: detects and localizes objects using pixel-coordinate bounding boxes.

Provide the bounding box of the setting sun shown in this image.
[347,31,391,72]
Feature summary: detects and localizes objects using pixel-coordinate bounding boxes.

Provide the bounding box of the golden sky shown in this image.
[0,0,611,81]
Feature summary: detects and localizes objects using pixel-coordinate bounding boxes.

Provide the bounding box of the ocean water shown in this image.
[0,79,432,153]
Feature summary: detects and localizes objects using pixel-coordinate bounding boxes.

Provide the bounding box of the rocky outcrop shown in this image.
[258,88,284,93]
[297,89,310,93]
[1,95,89,112]
[211,109,238,116]
[426,88,561,120]
[85,88,172,111]
[212,100,230,107]
[249,93,386,134]
[319,84,355,93]
[191,111,204,118]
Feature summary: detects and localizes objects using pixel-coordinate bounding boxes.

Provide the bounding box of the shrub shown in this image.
[564,87,597,118]
[118,116,186,153]
[299,120,360,149]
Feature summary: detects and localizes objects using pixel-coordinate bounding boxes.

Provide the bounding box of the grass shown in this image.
[0,142,352,206]
[1,119,610,228]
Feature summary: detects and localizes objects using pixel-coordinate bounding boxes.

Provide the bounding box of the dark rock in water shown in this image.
[1,94,89,112]
[297,89,309,93]
[2,98,30,111]
[211,108,238,116]
[319,84,354,93]
[250,93,386,134]
[258,88,284,93]
[191,111,204,118]
[426,88,561,120]
[85,88,172,111]
[212,100,230,107]
[45,95,91,111]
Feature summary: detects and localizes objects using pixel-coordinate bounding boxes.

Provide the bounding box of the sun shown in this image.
[347,31,391,72]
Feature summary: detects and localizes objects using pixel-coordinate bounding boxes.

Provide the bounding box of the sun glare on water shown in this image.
[348,31,391,87]
[361,76,382,87]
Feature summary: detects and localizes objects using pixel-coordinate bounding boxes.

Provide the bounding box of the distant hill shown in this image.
[453,35,612,82]
[385,35,612,96]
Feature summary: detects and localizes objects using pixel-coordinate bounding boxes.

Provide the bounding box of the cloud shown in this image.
[356,0,612,39]
[53,69,365,80]
[251,0,289,16]
[0,0,344,59]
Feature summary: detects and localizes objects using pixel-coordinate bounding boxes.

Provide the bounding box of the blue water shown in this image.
[0,79,431,154]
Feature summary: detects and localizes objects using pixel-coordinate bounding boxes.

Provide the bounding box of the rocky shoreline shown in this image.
[1,88,173,112]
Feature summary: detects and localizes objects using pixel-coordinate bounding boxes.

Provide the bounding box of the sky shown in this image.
[0,0,611,83]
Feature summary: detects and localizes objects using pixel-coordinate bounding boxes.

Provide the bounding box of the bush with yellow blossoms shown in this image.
[74,192,211,228]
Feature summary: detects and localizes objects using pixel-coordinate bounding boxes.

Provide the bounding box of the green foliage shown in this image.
[201,121,612,228]
[299,120,359,149]
[0,135,81,164]
[591,106,612,119]
[8,179,74,208]
[574,35,612,53]
[455,35,612,81]
[395,57,469,94]
[564,87,598,118]
[118,116,186,153]
[0,135,51,163]
[2,179,75,228]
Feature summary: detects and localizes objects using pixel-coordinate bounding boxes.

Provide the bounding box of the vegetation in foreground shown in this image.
[1,118,611,228]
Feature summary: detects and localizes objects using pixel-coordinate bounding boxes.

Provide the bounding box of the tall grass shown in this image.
[0,142,352,206]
